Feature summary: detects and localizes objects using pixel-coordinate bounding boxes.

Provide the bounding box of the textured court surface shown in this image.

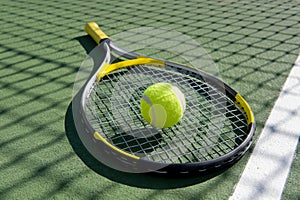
[0,0,299,199]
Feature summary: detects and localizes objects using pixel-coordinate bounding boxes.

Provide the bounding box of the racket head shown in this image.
[76,22,255,174]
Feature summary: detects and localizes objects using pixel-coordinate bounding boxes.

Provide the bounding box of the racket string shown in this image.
[85,65,249,163]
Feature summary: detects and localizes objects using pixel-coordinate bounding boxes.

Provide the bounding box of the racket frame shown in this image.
[78,22,256,174]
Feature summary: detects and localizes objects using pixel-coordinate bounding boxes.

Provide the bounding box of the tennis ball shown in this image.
[140,82,186,128]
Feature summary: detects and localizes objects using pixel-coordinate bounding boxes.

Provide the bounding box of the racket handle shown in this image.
[85,22,109,44]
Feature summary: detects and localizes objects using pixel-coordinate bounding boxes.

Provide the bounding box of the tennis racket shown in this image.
[78,22,256,175]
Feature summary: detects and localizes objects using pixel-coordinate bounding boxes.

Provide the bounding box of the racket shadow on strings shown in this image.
[65,101,230,189]
[65,91,229,189]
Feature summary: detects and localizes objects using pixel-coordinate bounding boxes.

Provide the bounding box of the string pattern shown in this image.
[86,65,248,164]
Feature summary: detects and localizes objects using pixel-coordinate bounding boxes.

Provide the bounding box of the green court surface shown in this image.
[0,0,299,199]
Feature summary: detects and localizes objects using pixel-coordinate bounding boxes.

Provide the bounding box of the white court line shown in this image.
[230,54,300,200]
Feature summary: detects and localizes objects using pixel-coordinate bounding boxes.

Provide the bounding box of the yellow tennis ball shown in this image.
[140,82,186,128]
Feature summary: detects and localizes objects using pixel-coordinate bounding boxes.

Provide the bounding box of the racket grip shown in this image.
[85,22,109,44]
